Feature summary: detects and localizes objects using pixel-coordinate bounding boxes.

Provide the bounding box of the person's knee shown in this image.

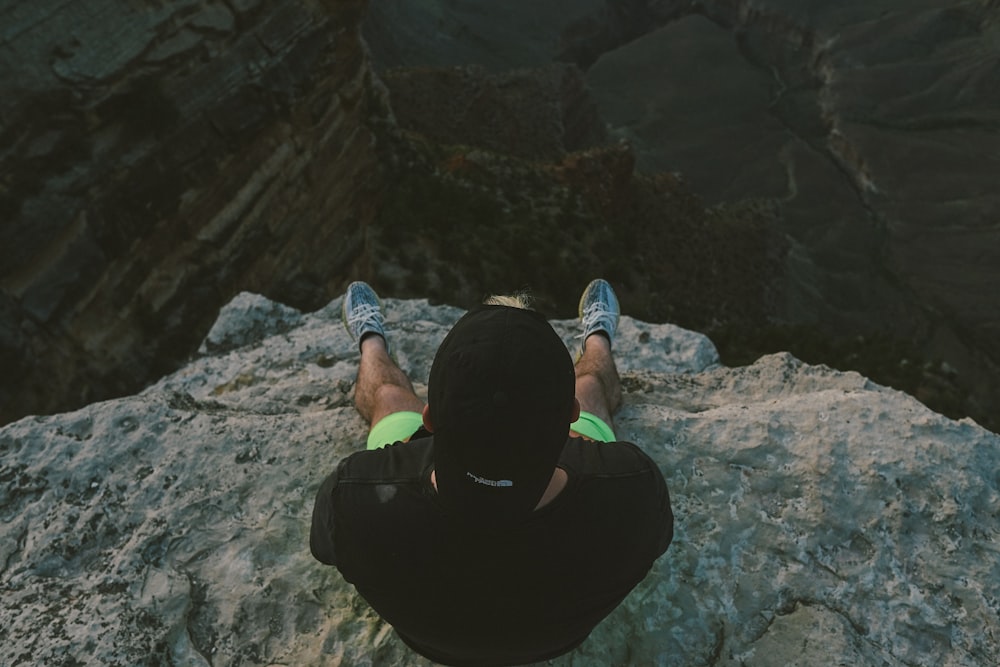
[574,374,613,423]
[370,385,426,421]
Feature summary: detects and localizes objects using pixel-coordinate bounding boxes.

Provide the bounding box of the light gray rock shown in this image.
[198,292,305,356]
[2,294,998,666]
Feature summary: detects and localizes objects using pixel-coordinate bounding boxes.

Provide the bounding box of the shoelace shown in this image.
[346,303,383,334]
[577,302,616,339]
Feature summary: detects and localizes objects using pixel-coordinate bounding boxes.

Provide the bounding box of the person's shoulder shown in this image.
[560,438,659,476]
[336,436,434,483]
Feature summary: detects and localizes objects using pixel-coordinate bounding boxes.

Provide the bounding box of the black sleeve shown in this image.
[310,468,341,566]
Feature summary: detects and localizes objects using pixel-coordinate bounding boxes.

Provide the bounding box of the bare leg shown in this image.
[571,334,622,436]
[353,335,426,429]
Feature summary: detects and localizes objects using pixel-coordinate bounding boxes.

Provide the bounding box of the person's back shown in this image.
[312,436,672,665]
[310,280,673,666]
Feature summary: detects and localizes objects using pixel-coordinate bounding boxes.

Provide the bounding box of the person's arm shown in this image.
[629,442,674,559]
[615,441,675,560]
[310,468,341,565]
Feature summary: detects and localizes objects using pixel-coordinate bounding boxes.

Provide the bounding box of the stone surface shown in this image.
[0,0,381,425]
[2,294,998,665]
[380,63,608,161]
[2,0,997,456]
[586,2,1000,380]
[363,0,1000,432]
[362,0,608,72]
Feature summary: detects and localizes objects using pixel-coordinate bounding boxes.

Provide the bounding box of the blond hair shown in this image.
[483,291,533,310]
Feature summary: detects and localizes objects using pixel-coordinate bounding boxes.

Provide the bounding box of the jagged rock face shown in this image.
[588,1,1000,414]
[2,293,998,665]
[364,135,786,343]
[363,0,1000,431]
[381,63,609,161]
[0,0,381,425]
[3,0,996,439]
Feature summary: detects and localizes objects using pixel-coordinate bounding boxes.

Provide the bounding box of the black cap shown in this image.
[428,305,576,524]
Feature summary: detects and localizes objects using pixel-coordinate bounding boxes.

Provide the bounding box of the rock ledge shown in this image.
[1,294,997,666]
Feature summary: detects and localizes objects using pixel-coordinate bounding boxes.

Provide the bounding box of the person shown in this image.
[310,279,673,666]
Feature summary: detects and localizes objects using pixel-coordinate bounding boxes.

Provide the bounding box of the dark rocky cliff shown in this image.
[2,0,998,432]
[362,0,1000,431]
[1,0,381,424]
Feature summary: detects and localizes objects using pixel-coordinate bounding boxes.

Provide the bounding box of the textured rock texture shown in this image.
[380,63,609,161]
[0,0,381,424]
[2,293,998,666]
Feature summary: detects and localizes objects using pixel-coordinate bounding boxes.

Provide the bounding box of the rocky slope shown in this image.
[2,293,998,665]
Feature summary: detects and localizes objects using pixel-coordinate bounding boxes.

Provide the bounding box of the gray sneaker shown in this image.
[577,278,620,350]
[342,281,388,351]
